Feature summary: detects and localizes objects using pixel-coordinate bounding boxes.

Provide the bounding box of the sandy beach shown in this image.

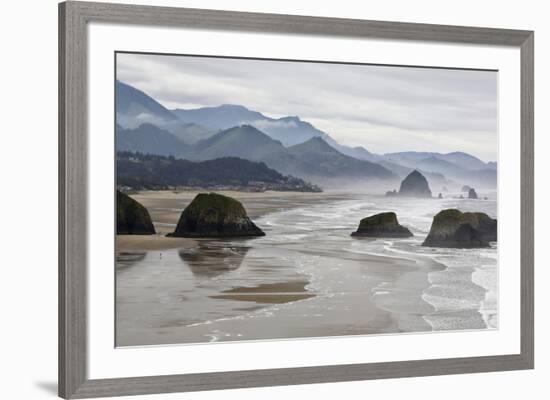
[117,190,350,251]
[116,189,497,346]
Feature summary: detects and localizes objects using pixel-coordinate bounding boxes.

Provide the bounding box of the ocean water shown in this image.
[116,191,498,346]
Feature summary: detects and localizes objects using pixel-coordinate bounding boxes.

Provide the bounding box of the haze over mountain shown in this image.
[384,151,496,171]
[384,151,496,187]
[173,104,331,146]
[286,137,393,179]
[117,123,189,157]
[115,80,497,189]
[116,80,214,144]
[118,53,498,162]
[189,125,284,161]
[117,80,377,164]
[116,81,178,125]
[171,105,264,131]
[377,160,448,190]
[172,103,378,159]
[186,125,397,184]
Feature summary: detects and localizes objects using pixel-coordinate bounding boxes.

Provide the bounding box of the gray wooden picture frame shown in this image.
[59,1,534,398]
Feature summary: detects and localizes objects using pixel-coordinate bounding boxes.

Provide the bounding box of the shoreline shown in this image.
[116,244,443,346]
[115,190,496,346]
[117,190,350,252]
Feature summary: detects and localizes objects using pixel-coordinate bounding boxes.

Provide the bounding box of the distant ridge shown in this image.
[172,104,265,130]
[116,80,215,144]
[190,125,285,161]
[116,80,177,122]
[117,123,189,157]
[116,151,320,192]
[173,104,332,147]
[187,127,397,183]
[115,81,497,189]
[286,137,395,179]
[384,151,496,187]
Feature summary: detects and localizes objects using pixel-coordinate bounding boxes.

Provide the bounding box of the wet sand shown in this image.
[210,281,315,304]
[117,190,349,252]
[116,243,440,346]
[116,190,495,346]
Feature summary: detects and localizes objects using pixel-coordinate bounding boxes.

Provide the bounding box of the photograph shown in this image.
[115,52,498,347]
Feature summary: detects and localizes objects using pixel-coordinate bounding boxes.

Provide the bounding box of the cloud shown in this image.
[117,53,498,161]
[251,119,298,130]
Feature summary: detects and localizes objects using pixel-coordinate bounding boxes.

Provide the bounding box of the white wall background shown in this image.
[0,0,546,399]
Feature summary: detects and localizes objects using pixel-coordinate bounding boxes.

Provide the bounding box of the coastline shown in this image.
[116,248,440,346]
[115,190,496,346]
[117,190,351,252]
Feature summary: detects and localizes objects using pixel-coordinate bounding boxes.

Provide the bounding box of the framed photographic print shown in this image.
[59,1,534,398]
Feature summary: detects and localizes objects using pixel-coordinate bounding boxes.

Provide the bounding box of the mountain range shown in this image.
[116,81,214,143]
[115,80,497,189]
[183,125,397,183]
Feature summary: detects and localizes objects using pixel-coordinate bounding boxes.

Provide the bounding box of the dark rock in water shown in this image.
[462,185,472,192]
[398,170,432,198]
[351,212,413,238]
[438,193,443,199]
[169,192,265,238]
[468,188,478,199]
[117,190,155,235]
[385,189,398,197]
[422,209,497,248]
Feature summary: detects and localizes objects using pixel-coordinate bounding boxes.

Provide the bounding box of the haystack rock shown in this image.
[398,170,432,198]
[168,193,265,238]
[468,188,478,199]
[117,190,156,235]
[462,185,472,192]
[422,209,497,248]
[351,212,413,238]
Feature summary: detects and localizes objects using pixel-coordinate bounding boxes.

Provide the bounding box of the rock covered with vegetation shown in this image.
[169,193,265,238]
[422,209,497,248]
[398,170,432,198]
[116,190,155,235]
[351,212,413,238]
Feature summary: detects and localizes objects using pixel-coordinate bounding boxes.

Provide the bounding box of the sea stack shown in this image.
[117,190,156,235]
[422,209,497,248]
[169,193,265,238]
[351,212,413,238]
[398,170,432,198]
[468,188,478,199]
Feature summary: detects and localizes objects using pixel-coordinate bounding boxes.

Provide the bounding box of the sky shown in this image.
[117,52,498,162]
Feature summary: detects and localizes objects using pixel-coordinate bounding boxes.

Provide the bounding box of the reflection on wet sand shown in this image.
[210,281,315,304]
[178,241,250,277]
[116,190,498,346]
[116,252,146,270]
